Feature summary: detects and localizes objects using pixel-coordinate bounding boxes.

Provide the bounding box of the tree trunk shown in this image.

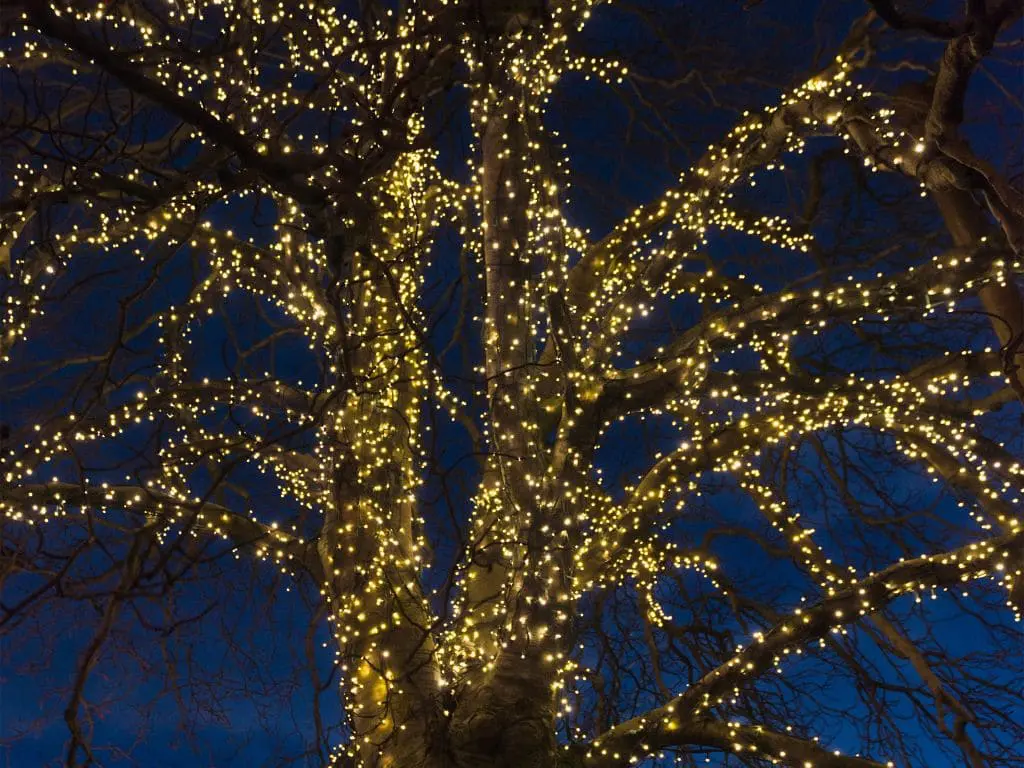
[449,651,559,768]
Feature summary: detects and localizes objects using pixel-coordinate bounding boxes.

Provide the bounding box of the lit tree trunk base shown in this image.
[448,653,558,768]
[359,661,559,768]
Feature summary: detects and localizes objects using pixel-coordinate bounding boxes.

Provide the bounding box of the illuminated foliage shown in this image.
[1,1,1022,767]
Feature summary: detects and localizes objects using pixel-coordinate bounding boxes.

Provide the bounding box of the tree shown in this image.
[1,0,1022,766]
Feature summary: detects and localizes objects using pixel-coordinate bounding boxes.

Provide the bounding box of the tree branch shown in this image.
[27,4,334,206]
[0,482,322,579]
[598,243,1014,419]
[866,0,962,39]
[584,526,1023,765]
[585,716,889,768]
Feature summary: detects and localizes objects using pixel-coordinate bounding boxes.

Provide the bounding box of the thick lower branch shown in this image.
[585,526,1023,765]
[585,717,888,768]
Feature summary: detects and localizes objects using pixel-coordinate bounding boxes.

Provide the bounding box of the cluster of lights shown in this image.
[1,2,1021,766]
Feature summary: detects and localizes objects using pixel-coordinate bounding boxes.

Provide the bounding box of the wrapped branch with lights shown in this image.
[1,1,1022,767]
